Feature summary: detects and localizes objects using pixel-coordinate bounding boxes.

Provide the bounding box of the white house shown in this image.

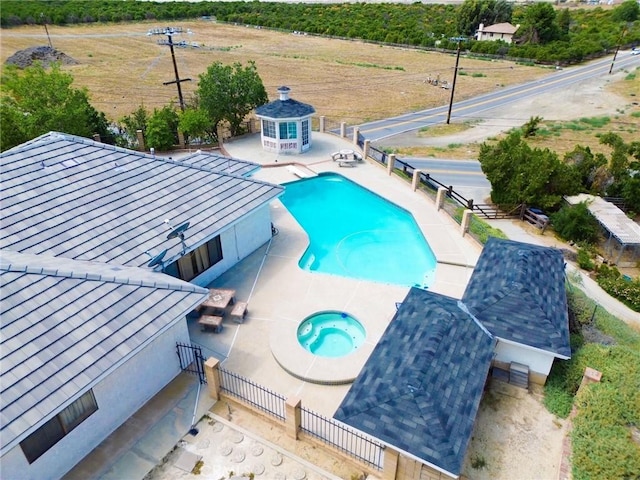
[0,132,284,286]
[0,132,284,478]
[475,22,519,43]
[0,250,209,480]
[255,86,315,155]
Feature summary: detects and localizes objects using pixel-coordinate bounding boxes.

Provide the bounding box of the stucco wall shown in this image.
[0,319,190,480]
[191,204,273,287]
[494,340,555,380]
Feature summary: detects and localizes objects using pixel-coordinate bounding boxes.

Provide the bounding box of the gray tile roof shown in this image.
[177,151,260,177]
[462,237,570,358]
[334,288,495,477]
[0,249,209,454]
[0,132,283,267]
[255,98,315,119]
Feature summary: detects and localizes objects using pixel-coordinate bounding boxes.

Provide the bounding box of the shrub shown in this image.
[595,266,640,312]
[576,247,595,271]
[550,202,600,245]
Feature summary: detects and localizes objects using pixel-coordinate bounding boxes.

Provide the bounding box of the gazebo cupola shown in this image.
[255,86,315,154]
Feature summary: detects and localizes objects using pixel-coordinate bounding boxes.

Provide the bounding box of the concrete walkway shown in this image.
[63,373,215,480]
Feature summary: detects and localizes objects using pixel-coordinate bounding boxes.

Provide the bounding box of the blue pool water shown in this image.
[297,311,366,358]
[280,173,437,288]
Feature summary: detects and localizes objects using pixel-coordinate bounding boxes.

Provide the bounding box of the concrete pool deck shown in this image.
[187,131,483,416]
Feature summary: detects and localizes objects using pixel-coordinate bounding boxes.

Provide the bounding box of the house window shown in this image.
[175,236,223,281]
[302,120,309,146]
[20,390,98,464]
[262,120,276,138]
[279,122,297,140]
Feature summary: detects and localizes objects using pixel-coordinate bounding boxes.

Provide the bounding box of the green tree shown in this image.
[119,104,149,147]
[196,61,268,138]
[145,105,179,152]
[178,108,214,144]
[1,62,109,151]
[514,2,560,44]
[550,202,600,245]
[478,130,580,208]
[563,146,607,193]
[457,0,513,37]
[612,0,639,22]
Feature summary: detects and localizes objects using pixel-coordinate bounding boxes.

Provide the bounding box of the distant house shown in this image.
[255,86,315,155]
[0,132,284,478]
[336,237,570,479]
[0,250,209,480]
[475,23,519,43]
[0,132,283,286]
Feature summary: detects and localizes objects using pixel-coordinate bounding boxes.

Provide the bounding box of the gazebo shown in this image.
[255,86,315,154]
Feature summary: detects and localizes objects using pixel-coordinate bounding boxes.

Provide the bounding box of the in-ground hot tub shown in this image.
[297,311,366,358]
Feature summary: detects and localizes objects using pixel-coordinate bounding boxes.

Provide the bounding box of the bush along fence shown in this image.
[201,358,415,479]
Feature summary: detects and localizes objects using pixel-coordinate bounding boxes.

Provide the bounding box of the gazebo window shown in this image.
[302,120,310,146]
[262,120,276,138]
[279,122,297,140]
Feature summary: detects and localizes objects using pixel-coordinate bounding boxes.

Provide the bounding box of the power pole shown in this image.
[148,27,191,111]
[446,39,463,124]
[41,13,53,49]
[609,26,627,75]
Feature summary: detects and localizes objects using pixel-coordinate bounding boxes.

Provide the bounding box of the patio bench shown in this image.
[198,315,223,333]
[229,301,248,324]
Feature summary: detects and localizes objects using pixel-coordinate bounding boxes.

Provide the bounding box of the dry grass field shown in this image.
[2,20,638,158]
[1,20,552,126]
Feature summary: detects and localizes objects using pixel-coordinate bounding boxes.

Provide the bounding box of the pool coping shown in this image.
[270,313,375,385]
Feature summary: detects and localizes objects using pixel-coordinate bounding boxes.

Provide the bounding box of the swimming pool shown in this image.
[280,173,437,288]
[297,311,366,358]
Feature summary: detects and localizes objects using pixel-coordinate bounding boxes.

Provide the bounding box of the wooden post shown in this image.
[352,126,359,145]
[388,154,396,176]
[382,447,399,480]
[285,396,302,440]
[411,168,421,191]
[136,129,145,152]
[461,209,473,236]
[204,357,221,401]
[436,186,447,211]
[363,139,370,159]
[319,116,326,133]
[340,122,347,138]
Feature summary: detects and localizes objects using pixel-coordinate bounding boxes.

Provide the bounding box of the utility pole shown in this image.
[41,13,53,49]
[609,25,627,75]
[446,39,464,124]
[148,27,191,111]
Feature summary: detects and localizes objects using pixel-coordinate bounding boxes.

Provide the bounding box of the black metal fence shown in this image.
[176,342,207,384]
[219,367,286,421]
[300,406,384,470]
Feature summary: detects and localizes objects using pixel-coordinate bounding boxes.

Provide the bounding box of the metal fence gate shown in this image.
[176,342,207,384]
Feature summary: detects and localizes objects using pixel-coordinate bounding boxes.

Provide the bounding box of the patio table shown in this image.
[199,288,236,315]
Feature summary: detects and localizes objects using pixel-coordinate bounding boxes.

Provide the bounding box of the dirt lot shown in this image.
[1,20,552,125]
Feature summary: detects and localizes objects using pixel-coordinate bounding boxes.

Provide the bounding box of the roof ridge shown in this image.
[0,256,207,294]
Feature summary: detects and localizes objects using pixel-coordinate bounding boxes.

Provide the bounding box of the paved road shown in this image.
[356,53,640,141]
[357,53,640,201]
[401,157,492,202]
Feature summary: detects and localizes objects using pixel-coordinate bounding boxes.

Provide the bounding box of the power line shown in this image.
[147,27,192,111]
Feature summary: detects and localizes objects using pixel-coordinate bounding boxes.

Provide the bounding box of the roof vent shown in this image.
[277,86,291,101]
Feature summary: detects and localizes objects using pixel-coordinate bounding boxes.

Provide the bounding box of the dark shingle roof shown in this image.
[462,237,570,358]
[0,132,283,267]
[0,250,208,453]
[334,288,495,477]
[255,98,315,118]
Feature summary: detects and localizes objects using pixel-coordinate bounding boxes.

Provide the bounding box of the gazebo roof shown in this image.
[255,86,315,119]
